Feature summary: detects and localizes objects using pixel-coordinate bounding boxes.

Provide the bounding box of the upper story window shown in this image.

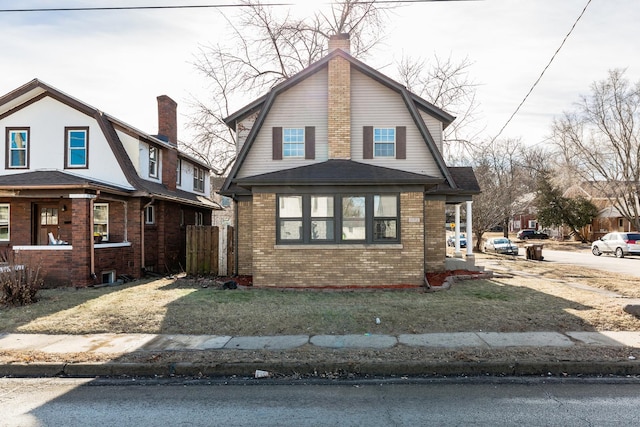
[176,158,182,186]
[193,166,205,192]
[6,128,29,169]
[149,146,158,178]
[272,127,315,160]
[65,127,89,168]
[283,128,305,158]
[363,126,406,160]
[94,203,109,240]
[373,128,395,157]
[277,194,399,244]
[0,204,9,241]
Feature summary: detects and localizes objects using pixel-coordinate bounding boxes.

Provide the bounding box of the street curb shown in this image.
[3,360,640,379]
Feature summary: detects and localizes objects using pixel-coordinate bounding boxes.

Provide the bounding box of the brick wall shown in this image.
[424,198,446,272]
[250,192,424,287]
[236,199,253,275]
[328,55,351,159]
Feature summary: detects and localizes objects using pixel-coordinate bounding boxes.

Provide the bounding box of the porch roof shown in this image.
[232,159,445,188]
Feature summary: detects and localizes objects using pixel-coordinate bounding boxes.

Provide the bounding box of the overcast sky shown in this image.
[1,0,638,152]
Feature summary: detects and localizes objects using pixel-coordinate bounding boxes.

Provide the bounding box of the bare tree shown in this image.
[185,0,390,174]
[470,138,531,249]
[552,69,640,231]
[396,54,482,161]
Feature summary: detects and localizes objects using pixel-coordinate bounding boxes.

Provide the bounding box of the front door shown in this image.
[37,205,60,245]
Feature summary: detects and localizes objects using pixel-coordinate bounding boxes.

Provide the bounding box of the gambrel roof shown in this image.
[221,48,474,196]
[0,79,219,209]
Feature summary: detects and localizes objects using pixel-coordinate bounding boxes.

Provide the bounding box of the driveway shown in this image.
[539,249,640,278]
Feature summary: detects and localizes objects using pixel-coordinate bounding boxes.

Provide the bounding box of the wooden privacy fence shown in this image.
[185,225,235,276]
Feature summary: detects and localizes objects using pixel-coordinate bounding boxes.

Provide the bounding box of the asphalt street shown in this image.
[541,249,640,278]
[2,378,640,426]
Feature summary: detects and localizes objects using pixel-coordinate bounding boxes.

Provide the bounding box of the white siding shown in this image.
[0,96,132,189]
[116,129,141,174]
[237,69,328,178]
[419,110,444,154]
[351,69,442,177]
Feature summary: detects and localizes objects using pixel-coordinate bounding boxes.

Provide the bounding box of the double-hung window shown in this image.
[149,146,158,178]
[65,127,88,168]
[7,128,29,169]
[94,203,109,240]
[0,204,9,241]
[277,194,399,244]
[373,128,395,157]
[193,166,205,192]
[283,128,305,158]
[145,205,155,225]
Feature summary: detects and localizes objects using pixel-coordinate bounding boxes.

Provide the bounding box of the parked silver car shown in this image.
[484,237,519,255]
[591,232,640,258]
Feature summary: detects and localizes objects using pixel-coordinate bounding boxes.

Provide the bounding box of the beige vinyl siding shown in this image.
[419,110,444,154]
[351,69,442,177]
[237,69,328,179]
[236,111,259,152]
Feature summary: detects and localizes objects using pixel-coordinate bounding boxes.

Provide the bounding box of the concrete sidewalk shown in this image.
[2,331,640,378]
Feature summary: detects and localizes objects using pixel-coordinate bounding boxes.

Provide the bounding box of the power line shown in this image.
[0,0,480,13]
[490,0,593,144]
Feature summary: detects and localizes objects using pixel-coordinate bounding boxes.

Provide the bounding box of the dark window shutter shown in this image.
[396,126,406,159]
[272,127,282,160]
[363,126,373,159]
[305,126,315,159]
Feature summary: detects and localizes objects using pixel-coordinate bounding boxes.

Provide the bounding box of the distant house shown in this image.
[0,79,219,287]
[565,181,638,240]
[221,34,479,288]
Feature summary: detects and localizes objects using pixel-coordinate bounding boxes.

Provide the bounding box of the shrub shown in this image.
[0,249,43,306]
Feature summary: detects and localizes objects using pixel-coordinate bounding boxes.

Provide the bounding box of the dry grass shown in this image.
[2,252,640,337]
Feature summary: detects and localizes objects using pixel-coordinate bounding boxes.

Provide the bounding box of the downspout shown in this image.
[142,197,155,272]
[234,195,239,276]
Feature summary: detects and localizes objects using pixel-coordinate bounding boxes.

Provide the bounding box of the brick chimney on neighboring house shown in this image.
[327,33,351,160]
[157,95,178,191]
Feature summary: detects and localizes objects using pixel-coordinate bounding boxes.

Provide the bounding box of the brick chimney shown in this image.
[157,95,177,145]
[327,33,351,159]
[157,95,178,191]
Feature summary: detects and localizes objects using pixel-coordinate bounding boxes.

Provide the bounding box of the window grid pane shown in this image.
[283,128,305,157]
[68,130,87,167]
[373,128,395,157]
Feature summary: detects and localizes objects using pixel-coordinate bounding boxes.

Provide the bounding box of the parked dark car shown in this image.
[516,229,549,240]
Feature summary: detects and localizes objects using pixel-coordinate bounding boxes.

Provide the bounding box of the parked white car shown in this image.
[591,232,640,258]
[484,237,519,255]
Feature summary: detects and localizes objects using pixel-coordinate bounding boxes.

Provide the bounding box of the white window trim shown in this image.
[145,205,155,225]
[0,204,9,241]
[149,146,159,179]
[283,127,305,158]
[373,127,396,158]
[66,127,88,168]
[8,128,29,168]
[94,203,109,241]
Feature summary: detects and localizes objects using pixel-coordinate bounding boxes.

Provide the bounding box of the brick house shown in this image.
[565,181,638,240]
[221,34,479,288]
[0,79,219,287]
